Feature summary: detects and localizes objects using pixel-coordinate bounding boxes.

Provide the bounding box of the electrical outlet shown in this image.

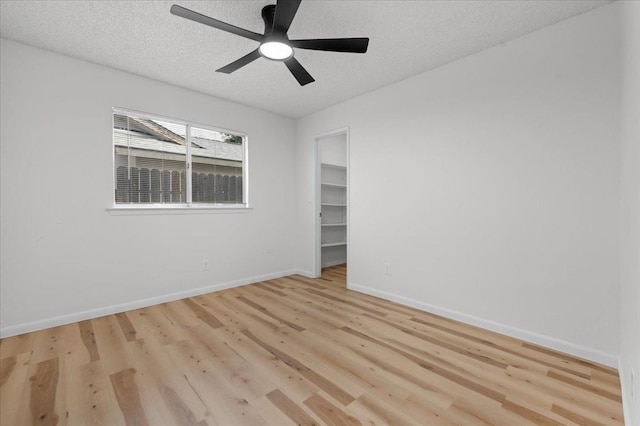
[384,263,391,276]
[202,260,209,272]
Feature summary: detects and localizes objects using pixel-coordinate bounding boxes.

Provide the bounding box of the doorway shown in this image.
[315,129,348,280]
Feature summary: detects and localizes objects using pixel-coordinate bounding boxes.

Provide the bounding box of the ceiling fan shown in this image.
[170,0,369,86]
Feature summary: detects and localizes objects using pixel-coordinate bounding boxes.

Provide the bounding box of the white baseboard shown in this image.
[348,282,619,368]
[618,359,634,426]
[0,269,300,338]
[293,269,318,279]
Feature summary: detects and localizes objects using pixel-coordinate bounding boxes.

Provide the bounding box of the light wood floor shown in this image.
[0,264,624,425]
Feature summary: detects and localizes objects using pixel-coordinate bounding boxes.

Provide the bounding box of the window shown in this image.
[113,109,247,208]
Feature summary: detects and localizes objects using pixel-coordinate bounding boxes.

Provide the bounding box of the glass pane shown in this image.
[190,126,244,204]
[114,113,187,204]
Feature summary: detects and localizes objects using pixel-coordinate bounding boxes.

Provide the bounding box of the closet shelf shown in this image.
[320,163,346,171]
[321,182,346,188]
[321,242,347,248]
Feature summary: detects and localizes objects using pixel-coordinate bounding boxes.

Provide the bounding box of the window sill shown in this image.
[107,204,252,215]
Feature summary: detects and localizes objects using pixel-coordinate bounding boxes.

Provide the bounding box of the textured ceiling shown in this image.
[1,0,611,118]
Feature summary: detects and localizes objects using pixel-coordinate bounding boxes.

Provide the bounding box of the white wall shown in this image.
[0,38,297,336]
[319,133,347,167]
[296,3,621,364]
[619,1,640,423]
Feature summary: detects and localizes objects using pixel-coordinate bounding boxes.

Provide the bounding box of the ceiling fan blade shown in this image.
[273,0,302,34]
[216,49,261,74]
[284,57,315,86]
[290,38,369,53]
[170,5,263,42]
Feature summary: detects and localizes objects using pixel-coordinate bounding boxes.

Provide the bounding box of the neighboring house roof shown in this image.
[130,116,187,146]
[113,114,243,163]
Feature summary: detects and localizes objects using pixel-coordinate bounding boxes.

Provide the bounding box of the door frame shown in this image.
[314,127,350,278]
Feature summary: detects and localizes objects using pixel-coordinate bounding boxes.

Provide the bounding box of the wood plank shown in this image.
[163,339,268,425]
[29,326,66,364]
[280,275,327,290]
[261,280,286,290]
[362,311,510,369]
[551,403,611,426]
[182,298,224,329]
[126,306,183,346]
[304,393,361,426]
[241,329,356,406]
[237,295,305,332]
[91,315,132,375]
[506,365,622,421]
[61,322,92,367]
[548,368,623,403]
[127,337,212,424]
[65,360,124,425]
[0,332,37,359]
[502,399,566,426]
[1,352,32,426]
[253,282,288,297]
[340,325,507,403]
[78,320,100,363]
[299,327,416,401]
[115,313,137,342]
[185,325,275,402]
[159,384,209,426]
[410,315,593,380]
[304,288,388,317]
[211,323,321,402]
[29,358,60,426]
[0,355,17,388]
[522,341,618,376]
[110,368,150,426]
[266,389,319,426]
[241,286,335,333]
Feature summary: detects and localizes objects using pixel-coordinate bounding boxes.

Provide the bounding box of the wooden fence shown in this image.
[115,166,243,204]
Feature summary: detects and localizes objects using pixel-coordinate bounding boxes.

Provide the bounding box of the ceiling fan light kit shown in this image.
[170,0,369,86]
[259,41,294,61]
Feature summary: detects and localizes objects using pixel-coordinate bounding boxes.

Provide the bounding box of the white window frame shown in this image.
[110,107,250,212]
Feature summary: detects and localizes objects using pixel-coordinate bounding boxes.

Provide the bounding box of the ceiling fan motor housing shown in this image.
[261,5,277,36]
